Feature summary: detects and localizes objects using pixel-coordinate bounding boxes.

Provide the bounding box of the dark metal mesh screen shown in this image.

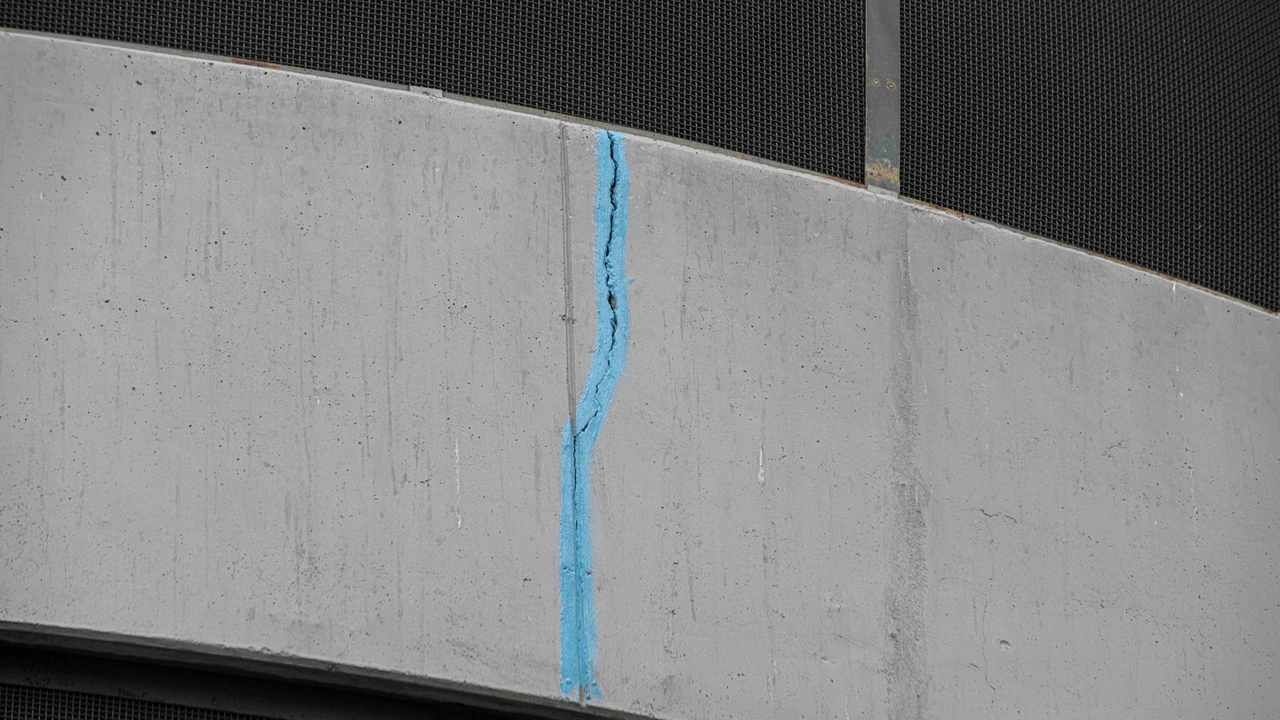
[1,683,273,720]
[0,0,865,183]
[902,0,1280,311]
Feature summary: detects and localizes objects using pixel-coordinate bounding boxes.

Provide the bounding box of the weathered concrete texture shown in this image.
[583,142,902,718]
[911,216,1280,718]
[0,32,593,698]
[4,31,1280,719]
[586,135,1280,716]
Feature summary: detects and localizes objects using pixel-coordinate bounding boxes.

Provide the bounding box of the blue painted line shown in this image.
[559,129,629,702]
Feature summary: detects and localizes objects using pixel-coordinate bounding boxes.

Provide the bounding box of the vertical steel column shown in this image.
[865,0,901,195]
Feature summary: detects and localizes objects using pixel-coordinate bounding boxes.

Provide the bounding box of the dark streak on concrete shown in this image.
[886,218,928,719]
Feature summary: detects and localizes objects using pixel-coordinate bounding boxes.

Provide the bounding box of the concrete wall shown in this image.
[2,31,1278,718]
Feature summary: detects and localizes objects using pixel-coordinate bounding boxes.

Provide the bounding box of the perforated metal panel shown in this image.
[1,683,272,720]
[0,0,864,182]
[902,0,1280,311]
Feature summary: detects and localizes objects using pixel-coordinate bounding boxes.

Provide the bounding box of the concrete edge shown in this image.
[4,27,1272,319]
[0,621,655,720]
[898,197,1280,319]
[0,28,863,191]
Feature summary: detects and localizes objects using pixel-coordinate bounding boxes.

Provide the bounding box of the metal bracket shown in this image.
[865,0,901,195]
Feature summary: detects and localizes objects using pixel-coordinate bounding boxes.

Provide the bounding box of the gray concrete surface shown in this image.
[3,31,1279,718]
[0,31,589,698]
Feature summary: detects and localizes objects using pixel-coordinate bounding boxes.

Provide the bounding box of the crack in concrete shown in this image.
[559,129,628,704]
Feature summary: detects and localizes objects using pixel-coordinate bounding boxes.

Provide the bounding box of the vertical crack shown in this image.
[576,136,624,436]
[560,129,628,703]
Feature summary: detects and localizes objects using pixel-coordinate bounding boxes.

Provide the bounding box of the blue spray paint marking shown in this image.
[559,130,629,702]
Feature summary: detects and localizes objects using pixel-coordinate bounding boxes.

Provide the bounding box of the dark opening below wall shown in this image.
[0,625,632,720]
